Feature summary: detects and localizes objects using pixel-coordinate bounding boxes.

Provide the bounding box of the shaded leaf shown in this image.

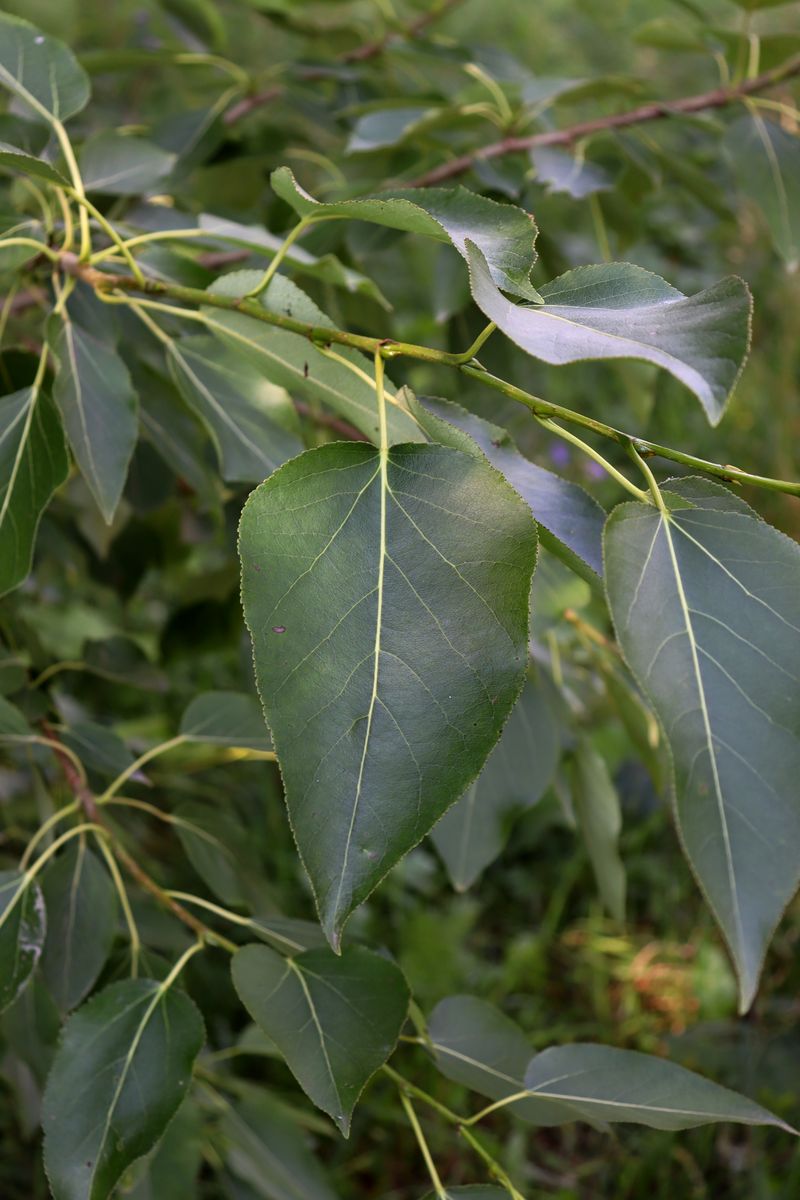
[0,13,89,124]
[231,943,410,1134]
[204,272,423,444]
[126,1096,203,1200]
[432,671,562,889]
[239,442,537,946]
[80,132,175,195]
[0,693,32,736]
[40,841,118,1012]
[604,486,800,1010]
[180,691,272,751]
[522,1043,793,1130]
[61,721,134,779]
[725,114,800,271]
[167,335,303,482]
[174,801,257,908]
[570,740,625,921]
[531,146,612,199]
[222,1085,337,1200]
[0,385,69,597]
[52,320,138,522]
[423,1191,508,1200]
[42,977,204,1200]
[409,392,604,579]
[83,636,167,691]
[272,166,541,300]
[467,249,752,425]
[0,142,67,184]
[0,871,46,1014]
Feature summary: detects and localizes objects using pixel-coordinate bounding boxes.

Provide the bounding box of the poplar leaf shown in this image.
[0,13,90,124]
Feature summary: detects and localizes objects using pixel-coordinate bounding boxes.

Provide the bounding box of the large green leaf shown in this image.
[52,320,138,523]
[431,671,562,890]
[467,249,752,424]
[222,1085,337,1200]
[231,943,410,1134]
[427,996,574,1125]
[522,1044,793,1130]
[409,392,604,579]
[39,841,118,1012]
[42,977,204,1200]
[203,272,423,444]
[239,442,537,946]
[0,871,46,1014]
[80,132,175,195]
[167,335,303,482]
[725,114,800,271]
[0,13,90,124]
[272,166,540,300]
[570,740,625,921]
[604,484,800,1010]
[0,385,69,597]
[126,1097,203,1200]
[180,691,272,751]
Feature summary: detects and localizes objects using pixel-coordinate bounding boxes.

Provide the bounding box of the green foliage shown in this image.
[0,2,799,1197]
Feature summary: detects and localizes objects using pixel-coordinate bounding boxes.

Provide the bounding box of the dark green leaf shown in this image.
[203,272,423,444]
[231,943,410,1134]
[0,871,46,1014]
[725,115,800,271]
[467,250,752,425]
[167,335,303,482]
[239,442,537,946]
[250,916,327,954]
[522,1043,793,1130]
[432,671,562,890]
[40,841,118,1012]
[174,801,256,908]
[0,385,69,597]
[0,142,68,184]
[80,132,175,195]
[272,166,541,301]
[0,13,90,123]
[0,693,32,736]
[423,1190,508,1200]
[82,636,167,691]
[42,977,204,1200]
[222,1085,337,1200]
[409,392,604,579]
[126,1097,204,1200]
[570,740,625,921]
[180,691,272,751]
[61,721,134,779]
[52,320,138,523]
[604,488,800,1009]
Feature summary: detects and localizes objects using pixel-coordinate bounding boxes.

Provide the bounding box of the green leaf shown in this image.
[0,871,46,1014]
[250,916,327,954]
[531,146,612,199]
[42,977,205,1200]
[203,272,423,444]
[570,740,625,921]
[0,13,90,124]
[467,250,752,425]
[725,114,800,271]
[0,385,69,598]
[0,694,31,736]
[239,442,537,946]
[82,636,167,691]
[80,132,176,195]
[428,996,574,1124]
[174,801,257,907]
[231,943,410,1134]
[180,691,272,751]
[39,841,118,1012]
[604,486,800,1010]
[431,671,562,890]
[134,362,218,503]
[409,392,604,579]
[423,1190,508,1200]
[0,141,68,184]
[222,1085,337,1200]
[197,213,391,307]
[52,320,138,523]
[61,720,134,779]
[126,1096,203,1200]
[522,1043,794,1130]
[272,166,541,301]
[0,212,46,268]
[167,335,303,483]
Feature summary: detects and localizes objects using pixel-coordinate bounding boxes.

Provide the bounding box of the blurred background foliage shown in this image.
[1,0,799,1196]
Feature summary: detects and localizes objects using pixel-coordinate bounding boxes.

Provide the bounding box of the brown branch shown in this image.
[293,399,368,441]
[340,0,463,63]
[409,52,800,187]
[223,84,284,126]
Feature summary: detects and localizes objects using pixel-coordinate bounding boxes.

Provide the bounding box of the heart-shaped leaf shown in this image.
[239,442,537,945]
[231,943,410,1134]
[604,481,800,1010]
[467,247,752,425]
[42,977,204,1200]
